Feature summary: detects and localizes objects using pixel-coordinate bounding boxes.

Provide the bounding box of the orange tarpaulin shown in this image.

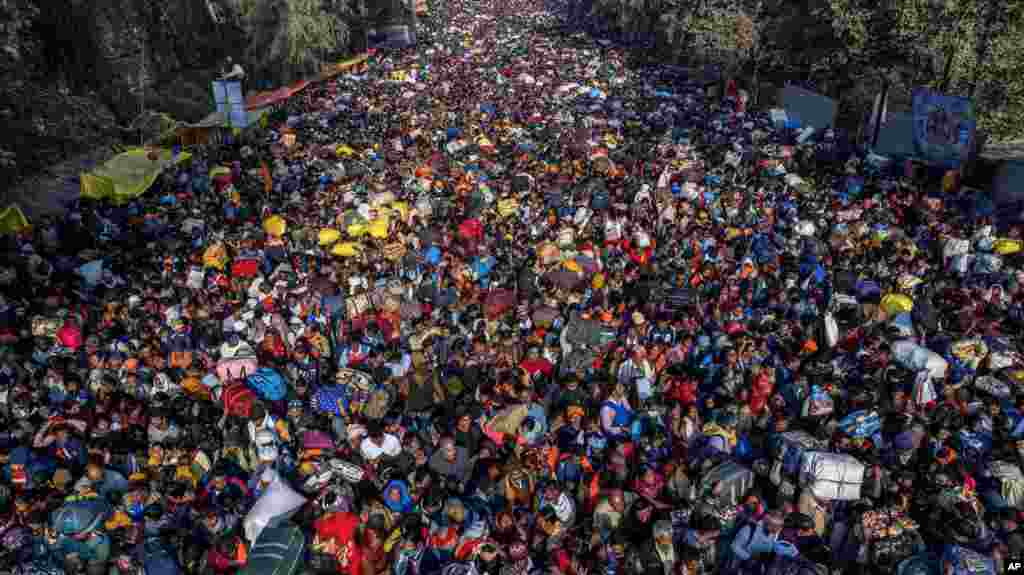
[245,80,311,111]
[244,54,370,111]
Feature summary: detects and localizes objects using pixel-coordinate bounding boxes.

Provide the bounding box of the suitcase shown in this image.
[799,451,865,501]
[700,461,754,507]
[239,525,306,575]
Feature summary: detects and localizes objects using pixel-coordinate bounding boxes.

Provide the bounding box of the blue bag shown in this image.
[838,410,882,438]
[942,545,994,575]
[246,368,288,402]
[957,430,992,465]
[855,280,882,302]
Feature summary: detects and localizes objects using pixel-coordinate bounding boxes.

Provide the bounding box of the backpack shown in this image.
[223,381,257,418]
[143,537,181,575]
[247,368,288,402]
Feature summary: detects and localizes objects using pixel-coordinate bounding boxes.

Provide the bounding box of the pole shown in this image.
[872,77,889,150]
[138,28,145,147]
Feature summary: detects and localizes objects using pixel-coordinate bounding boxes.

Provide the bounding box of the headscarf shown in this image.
[383,479,414,514]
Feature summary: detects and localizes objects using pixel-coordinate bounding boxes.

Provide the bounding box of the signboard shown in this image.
[912,88,976,168]
[211,81,250,128]
[370,25,415,49]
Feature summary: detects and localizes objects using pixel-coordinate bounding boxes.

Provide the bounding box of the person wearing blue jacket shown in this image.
[728,512,785,575]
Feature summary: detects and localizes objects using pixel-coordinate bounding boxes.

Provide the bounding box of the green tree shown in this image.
[240,0,354,85]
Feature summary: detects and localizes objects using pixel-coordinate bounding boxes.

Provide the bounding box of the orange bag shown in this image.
[169,350,193,370]
[181,373,211,400]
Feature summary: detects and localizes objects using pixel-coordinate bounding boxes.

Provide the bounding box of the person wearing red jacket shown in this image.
[314,511,389,575]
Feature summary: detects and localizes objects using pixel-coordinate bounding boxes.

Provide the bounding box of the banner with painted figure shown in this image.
[212,81,249,128]
[912,88,976,168]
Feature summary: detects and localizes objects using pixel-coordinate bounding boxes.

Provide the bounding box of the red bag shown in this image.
[724,321,746,336]
[458,219,483,240]
[222,381,256,418]
[231,258,260,278]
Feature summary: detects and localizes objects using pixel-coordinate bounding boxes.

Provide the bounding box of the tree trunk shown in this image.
[938,43,957,93]
[970,0,989,99]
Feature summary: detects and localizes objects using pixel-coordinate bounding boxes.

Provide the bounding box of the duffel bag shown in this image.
[838,410,881,439]
[973,375,1012,399]
[990,461,1024,509]
[799,451,865,501]
[699,460,754,507]
[247,368,288,402]
[775,431,828,477]
[238,525,306,575]
[957,431,992,465]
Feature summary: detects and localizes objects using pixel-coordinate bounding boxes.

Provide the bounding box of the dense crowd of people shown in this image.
[0,0,1016,574]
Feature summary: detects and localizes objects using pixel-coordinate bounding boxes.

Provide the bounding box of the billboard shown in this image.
[912,88,976,168]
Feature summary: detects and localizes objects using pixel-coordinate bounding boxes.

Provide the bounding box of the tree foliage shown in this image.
[240,0,354,84]
[607,0,1024,142]
[0,0,39,77]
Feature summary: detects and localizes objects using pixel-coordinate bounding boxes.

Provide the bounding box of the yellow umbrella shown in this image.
[332,242,362,257]
[318,229,342,246]
[368,214,391,239]
[880,293,914,316]
[390,201,410,221]
[995,239,1022,255]
[347,221,368,237]
[263,215,287,237]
